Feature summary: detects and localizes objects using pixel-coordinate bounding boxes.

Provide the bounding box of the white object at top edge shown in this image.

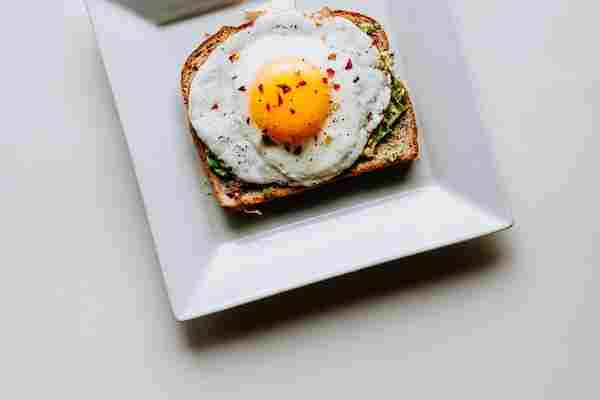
[270,0,296,11]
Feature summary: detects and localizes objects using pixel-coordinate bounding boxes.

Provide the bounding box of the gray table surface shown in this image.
[1,0,598,398]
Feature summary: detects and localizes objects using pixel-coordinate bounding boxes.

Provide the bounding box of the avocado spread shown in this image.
[363,50,409,157]
[206,151,233,180]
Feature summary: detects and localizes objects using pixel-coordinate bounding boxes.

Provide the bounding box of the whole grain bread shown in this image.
[181,9,418,210]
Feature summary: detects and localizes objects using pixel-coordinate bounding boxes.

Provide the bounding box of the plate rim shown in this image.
[84,0,513,321]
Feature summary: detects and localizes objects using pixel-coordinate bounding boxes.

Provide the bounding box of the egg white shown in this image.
[188,10,390,186]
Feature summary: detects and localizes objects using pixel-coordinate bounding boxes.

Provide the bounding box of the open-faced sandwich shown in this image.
[181,7,418,211]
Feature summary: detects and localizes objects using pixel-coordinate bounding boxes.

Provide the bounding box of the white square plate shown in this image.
[85,0,512,320]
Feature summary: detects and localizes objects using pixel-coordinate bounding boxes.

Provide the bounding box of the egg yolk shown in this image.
[249,58,331,143]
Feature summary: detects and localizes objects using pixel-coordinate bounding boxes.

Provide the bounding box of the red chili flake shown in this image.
[333,83,341,91]
[290,108,296,114]
[228,52,240,62]
[277,94,283,106]
[297,80,307,88]
[238,86,246,92]
[328,53,337,61]
[258,83,264,93]
[266,103,271,111]
[262,128,268,134]
[326,68,335,78]
[211,103,219,110]
[345,58,353,70]
[322,77,328,84]
[276,84,291,94]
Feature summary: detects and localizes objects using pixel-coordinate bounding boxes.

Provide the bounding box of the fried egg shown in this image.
[188,10,390,186]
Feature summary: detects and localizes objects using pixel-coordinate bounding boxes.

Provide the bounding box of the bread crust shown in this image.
[181,10,418,210]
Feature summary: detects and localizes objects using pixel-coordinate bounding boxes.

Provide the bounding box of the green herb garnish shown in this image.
[206,151,233,180]
[376,50,395,72]
[364,68,409,157]
[262,187,274,198]
[358,21,381,35]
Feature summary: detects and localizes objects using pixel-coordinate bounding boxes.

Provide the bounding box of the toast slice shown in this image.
[181,9,418,210]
